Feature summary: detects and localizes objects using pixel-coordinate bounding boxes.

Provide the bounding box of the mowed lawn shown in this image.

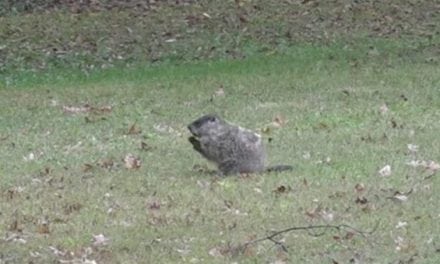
[1,45,439,263]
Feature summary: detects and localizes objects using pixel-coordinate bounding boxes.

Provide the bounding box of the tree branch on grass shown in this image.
[241,222,379,252]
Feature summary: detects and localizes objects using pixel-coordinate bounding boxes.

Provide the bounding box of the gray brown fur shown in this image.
[187,114,292,175]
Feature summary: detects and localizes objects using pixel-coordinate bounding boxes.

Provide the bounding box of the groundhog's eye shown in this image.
[209,116,217,122]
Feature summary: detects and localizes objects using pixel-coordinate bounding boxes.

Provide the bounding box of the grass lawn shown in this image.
[1,43,439,263]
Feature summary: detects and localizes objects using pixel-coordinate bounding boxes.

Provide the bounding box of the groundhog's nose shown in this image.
[187,124,196,135]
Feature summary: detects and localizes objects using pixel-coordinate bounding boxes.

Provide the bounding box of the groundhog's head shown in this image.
[187,114,223,137]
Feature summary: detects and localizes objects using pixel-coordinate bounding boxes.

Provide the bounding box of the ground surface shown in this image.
[0,1,439,263]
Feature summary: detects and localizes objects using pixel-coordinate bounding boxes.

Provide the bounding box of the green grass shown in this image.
[1,43,439,263]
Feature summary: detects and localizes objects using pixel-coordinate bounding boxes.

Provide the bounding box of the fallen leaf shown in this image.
[23,152,35,161]
[92,234,110,246]
[140,141,152,151]
[378,165,392,177]
[272,115,287,128]
[98,158,115,169]
[426,160,440,172]
[37,220,50,234]
[392,193,408,202]
[379,103,389,115]
[123,154,141,169]
[82,163,94,173]
[127,122,142,135]
[355,196,368,205]
[63,105,91,114]
[147,199,161,210]
[320,209,334,222]
[395,221,408,229]
[407,144,418,152]
[354,183,365,193]
[92,105,112,114]
[274,185,291,194]
[389,189,412,202]
[302,152,311,160]
[208,247,224,257]
[213,87,225,97]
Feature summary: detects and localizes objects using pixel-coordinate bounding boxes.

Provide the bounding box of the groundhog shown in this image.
[187,114,293,176]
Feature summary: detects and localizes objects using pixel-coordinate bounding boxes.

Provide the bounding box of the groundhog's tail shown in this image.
[266,165,293,173]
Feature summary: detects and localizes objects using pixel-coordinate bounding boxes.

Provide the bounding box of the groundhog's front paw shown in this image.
[188,136,203,153]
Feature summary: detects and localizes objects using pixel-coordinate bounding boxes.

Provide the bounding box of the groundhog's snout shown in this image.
[187,124,199,137]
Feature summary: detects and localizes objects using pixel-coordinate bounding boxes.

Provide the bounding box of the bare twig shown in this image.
[241,222,379,252]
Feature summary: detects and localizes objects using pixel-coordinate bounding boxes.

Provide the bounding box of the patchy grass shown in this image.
[1,0,438,75]
[1,44,439,263]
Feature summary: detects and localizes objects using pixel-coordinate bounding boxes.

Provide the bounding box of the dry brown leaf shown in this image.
[379,103,389,115]
[426,160,440,172]
[123,154,141,169]
[63,104,112,115]
[92,234,110,246]
[127,123,142,135]
[274,185,291,194]
[98,158,114,169]
[305,206,321,219]
[319,209,334,222]
[261,126,271,135]
[92,105,112,113]
[272,115,287,128]
[208,247,224,257]
[407,144,418,152]
[355,196,368,205]
[214,87,225,97]
[82,163,94,173]
[37,220,50,234]
[392,193,409,202]
[140,141,152,151]
[354,183,365,193]
[63,105,91,114]
[378,165,392,177]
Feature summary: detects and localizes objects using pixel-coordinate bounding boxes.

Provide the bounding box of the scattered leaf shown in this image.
[302,152,311,160]
[127,122,142,135]
[37,220,50,234]
[392,193,409,202]
[82,163,94,173]
[63,105,91,114]
[272,115,287,128]
[64,202,83,215]
[395,221,408,229]
[92,234,110,247]
[208,247,224,257]
[355,196,368,205]
[147,199,161,210]
[140,141,152,151]
[378,165,392,177]
[379,103,389,115]
[389,189,412,203]
[354,183,365,193]
[23,152,35,161]
[274,185,291,194]
[123,154,141,169]
[214,86,225,97]
[407,143,418,152]
[261,126,271,134]
[63,104,112,115]
[98,158,115,169]
[320,209,334,222]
